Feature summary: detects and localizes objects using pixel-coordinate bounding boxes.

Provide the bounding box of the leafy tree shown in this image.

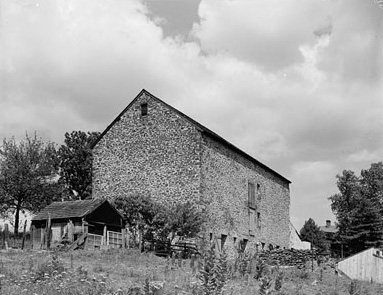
[300,218,326,250]
[165,201,205,240]
[329,162,383,254]
[113,195,165,243]
[0,133,60,235]
[113,195,205,245]
[58,131,100,200]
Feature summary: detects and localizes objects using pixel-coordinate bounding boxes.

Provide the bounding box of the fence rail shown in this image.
[86,233,103,249]
[107,231,123,248]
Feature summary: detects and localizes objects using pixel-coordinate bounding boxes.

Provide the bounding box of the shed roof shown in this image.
[32,199,106,221]
[90,89,291,184]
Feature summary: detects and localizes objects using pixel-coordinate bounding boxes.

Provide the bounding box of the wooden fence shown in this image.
[0,222,31,250]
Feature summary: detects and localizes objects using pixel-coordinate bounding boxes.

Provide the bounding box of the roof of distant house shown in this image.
[90,89,291,184]
[32,199,106,221]
[320,224,338,234]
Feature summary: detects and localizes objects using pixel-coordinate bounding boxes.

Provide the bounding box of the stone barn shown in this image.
[31,199,125,250]
[91,89,291,253]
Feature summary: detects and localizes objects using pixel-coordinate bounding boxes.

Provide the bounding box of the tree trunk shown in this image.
[14,204,20,236]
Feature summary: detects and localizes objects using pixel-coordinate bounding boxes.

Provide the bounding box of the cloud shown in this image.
[347,149,382,163]
[0,0,381,227]
[192,0,331,71]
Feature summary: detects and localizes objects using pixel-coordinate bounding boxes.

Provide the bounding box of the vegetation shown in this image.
[299,218,326,251]
[329,162,383,255]
[58,130,100,200]
[0,133,60,235]
[2,247,383,295]
[113,195,205,243]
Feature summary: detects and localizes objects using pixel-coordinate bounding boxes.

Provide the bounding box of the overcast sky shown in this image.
[0,0,382,230]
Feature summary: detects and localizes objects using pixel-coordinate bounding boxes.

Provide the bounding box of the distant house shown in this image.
[91,89,291,254]
[31,199,125,250]
[319,220,339,255]
[338,248,383,283]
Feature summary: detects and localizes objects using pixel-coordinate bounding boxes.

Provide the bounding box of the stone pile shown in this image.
[258,249,318,268]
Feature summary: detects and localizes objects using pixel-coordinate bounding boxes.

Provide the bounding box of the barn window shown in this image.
[221,234,227,250]
[240,239,248,252]
[141,103,148,116]
[248,182,256,208]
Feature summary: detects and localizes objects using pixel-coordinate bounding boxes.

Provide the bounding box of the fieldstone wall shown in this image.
[92,90,291,254]
[200,134,290,252]
[92,92,202,205]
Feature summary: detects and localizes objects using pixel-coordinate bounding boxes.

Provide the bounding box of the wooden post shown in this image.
[103,225,107,246]
[4,224,9,251]
[122,228,126,249]
[82,218,88,235]
[40,227,44,249]
[68,220,74,242]
[1,224,4,249]
[21,220,27,250]
[46,213,51,250]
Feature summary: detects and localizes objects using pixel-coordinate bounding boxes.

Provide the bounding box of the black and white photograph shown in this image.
[0,0,382,294]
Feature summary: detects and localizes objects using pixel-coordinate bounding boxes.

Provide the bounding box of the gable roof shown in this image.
[91,89,291,184]
[32,199,106,221]
[319,225,338,234]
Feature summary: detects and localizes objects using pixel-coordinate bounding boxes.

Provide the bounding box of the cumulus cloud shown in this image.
[0,0,381,226]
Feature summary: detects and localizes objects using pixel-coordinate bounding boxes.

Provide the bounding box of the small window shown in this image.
[221,234,227,250]
[257,212,261,228]
[240,239,248,252]
[248,182,256,208]
[257,184,261,200]
[141,103,148,116]
[209,233,213,241]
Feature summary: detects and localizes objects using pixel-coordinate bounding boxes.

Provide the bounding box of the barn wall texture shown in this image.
[200,134,290,251]
[92,92,202,205]
[92,90,291,252]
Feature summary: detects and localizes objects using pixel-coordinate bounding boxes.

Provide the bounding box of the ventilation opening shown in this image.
[141,103,148,116]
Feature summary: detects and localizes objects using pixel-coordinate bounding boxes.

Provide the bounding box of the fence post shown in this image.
[122,228,126,249]
[103,225,107,246]
[21,220,27,250]
[68,220,74,243]
[46,213,51,250]
[4,224,9,251]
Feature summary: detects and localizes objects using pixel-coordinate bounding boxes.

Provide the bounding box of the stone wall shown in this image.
[92,92,202,205]
[92,90,291,253]
[200,134,290,252]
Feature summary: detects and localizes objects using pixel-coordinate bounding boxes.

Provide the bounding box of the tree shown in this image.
[329,162,383,254]
[165,201,205,240]
[113,195,205,245]
[300,218,326,250]
[58,131,100,200]
[0,133,61,235]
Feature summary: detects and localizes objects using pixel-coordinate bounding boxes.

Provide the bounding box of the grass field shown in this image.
[1,248,383,294]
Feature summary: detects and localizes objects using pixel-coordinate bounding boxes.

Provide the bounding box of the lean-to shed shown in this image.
[31,199,125,250]
[338,248,383,283]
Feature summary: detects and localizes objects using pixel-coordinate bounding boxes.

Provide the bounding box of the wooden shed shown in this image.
[337,248,383,283]
[31,199,125,250]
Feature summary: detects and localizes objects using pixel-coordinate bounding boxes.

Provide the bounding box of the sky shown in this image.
[0,0,382,231]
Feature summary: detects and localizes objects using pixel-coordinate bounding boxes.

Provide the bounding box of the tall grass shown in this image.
[1,248,383,294]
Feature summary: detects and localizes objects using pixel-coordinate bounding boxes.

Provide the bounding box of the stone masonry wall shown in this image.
[92,92,202,205]
[200,134,290,253]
